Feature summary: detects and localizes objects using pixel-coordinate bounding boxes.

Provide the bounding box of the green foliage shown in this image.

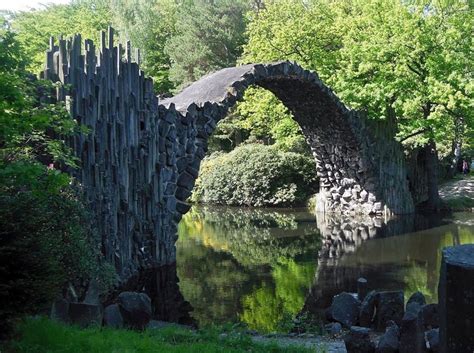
[9,0,111,74]
[0,31,113,337]
[234,87,308,153]
[241,0,474,158]
[192,144,318,207]
[4,317,314,353]
[0,162,110,336]
[164,0,250,88]
[0,30,80,166]
[109,0,178,93]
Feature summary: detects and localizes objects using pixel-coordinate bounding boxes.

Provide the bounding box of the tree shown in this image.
[109,0,178,93]
[9,0,111,74]
[164,0,250,88]
[241,0,473,201]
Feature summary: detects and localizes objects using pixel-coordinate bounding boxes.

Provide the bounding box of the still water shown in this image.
[176,205,474,332]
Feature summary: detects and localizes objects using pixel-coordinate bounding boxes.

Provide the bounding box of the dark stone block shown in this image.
[399,308,425,353]
[175,186,192,201]
[359,291,377,327]
[50,299,69,323]
[375,291,404,331]
[407,291,426,309]
[103,304,123,328]
[83,279,100,305]
[419,304,438,330]
[344,326,375,353]
[376,321,399,353]
[425,328,439,353]
[438,244,474,353]
[176,200,191,214]
[118,291,152,330]
[177,171,194,188]
[69,302,102,327]
[330,292,361,327]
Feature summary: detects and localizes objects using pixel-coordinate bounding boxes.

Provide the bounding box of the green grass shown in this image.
[2,317,315,353]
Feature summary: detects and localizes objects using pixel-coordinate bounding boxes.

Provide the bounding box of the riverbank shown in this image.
[2,317,329,353]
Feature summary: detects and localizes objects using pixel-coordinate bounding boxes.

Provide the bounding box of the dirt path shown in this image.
[439,175,474,200]
[251,335,347,353]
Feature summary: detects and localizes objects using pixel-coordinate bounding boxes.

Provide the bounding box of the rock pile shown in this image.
[323,278,440,353]
[51,283,152,330]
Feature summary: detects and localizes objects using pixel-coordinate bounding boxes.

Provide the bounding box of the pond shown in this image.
[175,205,474,333]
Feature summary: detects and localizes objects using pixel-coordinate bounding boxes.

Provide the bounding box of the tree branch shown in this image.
[399,127,430,143]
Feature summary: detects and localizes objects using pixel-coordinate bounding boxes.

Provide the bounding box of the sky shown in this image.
[0,0,70,12]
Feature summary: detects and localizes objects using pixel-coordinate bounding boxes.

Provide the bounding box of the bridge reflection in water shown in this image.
[123,206,474,333]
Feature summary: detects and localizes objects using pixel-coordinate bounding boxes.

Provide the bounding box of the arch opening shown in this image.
[162,61,415,226]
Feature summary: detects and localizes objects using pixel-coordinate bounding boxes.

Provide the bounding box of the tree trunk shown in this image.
[424,139,441,211]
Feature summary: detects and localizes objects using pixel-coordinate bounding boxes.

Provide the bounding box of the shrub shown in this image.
[191,144,317,207]
[0,162,113,337]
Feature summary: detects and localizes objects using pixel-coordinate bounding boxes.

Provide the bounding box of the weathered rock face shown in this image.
[438,245,474,353]
[43,30,416,280]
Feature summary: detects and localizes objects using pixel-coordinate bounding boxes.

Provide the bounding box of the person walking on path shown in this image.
[462,159,469,175]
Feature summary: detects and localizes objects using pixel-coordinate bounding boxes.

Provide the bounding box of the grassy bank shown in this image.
[2,317,314,353]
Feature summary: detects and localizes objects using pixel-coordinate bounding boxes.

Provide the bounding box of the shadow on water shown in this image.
[119,206,474,332]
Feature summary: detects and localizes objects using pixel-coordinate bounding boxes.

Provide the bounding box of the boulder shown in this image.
[118,291,152,329]
[376,321,399,353]
[330,292,361,327]
[406,292,426,308]
[103,304,123,328]
[438,244,474,353]
[68,302,102,327]
[375,291,404,331]
[325,322,342,335]
[419,304,438,330]
[50,298,70,323]
[359,291,377,327]
[344,326,375,353]
[425,328,439,352]
[399,308,425,353]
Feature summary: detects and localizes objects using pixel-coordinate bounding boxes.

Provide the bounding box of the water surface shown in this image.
[176,206,474,332]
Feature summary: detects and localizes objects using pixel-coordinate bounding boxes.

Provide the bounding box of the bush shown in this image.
[0,30,114,337]
[191,144,317,207]
[0,162,112,337]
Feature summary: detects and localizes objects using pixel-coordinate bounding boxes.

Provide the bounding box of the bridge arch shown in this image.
[161,61,414,220]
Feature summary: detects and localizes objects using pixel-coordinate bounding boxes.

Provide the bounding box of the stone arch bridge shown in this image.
[43,30,414,278]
